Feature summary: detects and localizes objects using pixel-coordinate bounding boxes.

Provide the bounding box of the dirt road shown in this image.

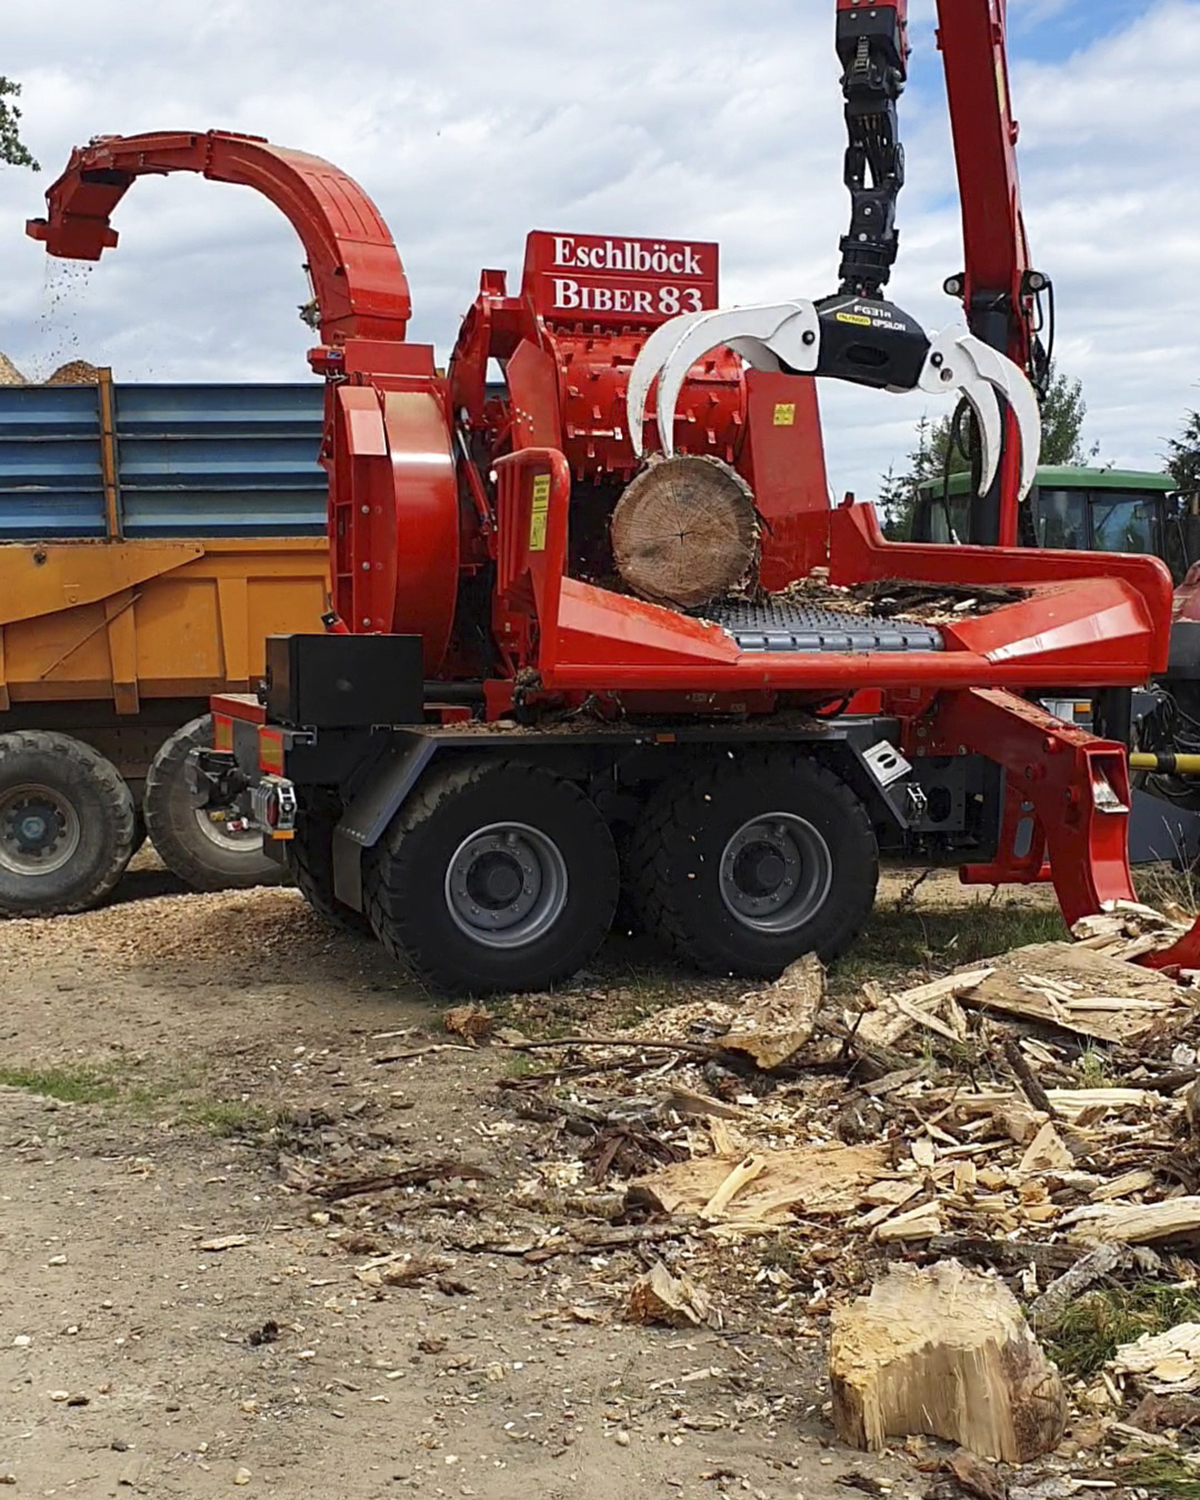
[0,861,1057,1498]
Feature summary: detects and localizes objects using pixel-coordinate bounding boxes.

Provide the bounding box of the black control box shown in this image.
[264,634,424,728]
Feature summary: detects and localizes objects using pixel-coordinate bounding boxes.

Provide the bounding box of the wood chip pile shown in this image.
[0,352,102,386]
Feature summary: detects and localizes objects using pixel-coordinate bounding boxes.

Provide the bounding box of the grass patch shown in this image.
[1121,1454,1200,1498]
[1045,1283,1200,1377]
[184,1100,273,1139]
[0,1061,273,1141]
[829,899,1067,999]
[1136,859,1200,916]
[0,1064,120,1104]
[1075,1047,1113,1089]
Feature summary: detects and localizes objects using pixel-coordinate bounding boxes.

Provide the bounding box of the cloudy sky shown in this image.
[0,0,1195,503]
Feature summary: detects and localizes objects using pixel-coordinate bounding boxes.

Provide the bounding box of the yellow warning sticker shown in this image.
[835,311,872,326]
[529,473,551,551]
[773,403,796,426]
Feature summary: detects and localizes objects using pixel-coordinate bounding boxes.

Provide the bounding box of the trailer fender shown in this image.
[331,732,439,911]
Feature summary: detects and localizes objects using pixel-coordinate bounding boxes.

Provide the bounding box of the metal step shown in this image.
[696,597,944,654]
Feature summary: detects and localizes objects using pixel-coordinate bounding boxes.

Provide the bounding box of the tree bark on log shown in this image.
[610,455,758,608]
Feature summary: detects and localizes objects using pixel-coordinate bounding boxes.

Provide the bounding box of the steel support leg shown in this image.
[921,687,1136,927]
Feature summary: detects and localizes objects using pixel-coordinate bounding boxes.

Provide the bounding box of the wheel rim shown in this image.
[718,812,833,934]
[191,805,262,854]
[0,783,82,877]
[444,821,569,949]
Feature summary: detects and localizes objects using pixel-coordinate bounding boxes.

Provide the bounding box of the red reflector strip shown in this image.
[213,715,233,752]
[259,729,285,775]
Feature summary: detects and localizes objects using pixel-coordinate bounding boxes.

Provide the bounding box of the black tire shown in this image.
[0,731,137,917]
[364,758,619,995]
[144,716,287,892]
[628,752,878,977]
[290,798,375,937]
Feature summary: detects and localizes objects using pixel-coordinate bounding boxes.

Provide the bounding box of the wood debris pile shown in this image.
[776,569,1029,625]
[0,353,102,387]
[476,897,1200,1491]
[267,895,1200,1496]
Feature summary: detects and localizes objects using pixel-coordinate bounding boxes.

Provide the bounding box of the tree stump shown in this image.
[829,1259,1066,1462]
[610,455,758,609]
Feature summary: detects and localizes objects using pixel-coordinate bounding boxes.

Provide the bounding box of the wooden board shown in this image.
[954,941,1184,1043]
[627,1142,889,1225]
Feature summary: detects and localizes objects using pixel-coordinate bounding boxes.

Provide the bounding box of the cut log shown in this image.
[829,1259,1066,1462]
[610,455,758,608]
[1030,1243,1135,1329]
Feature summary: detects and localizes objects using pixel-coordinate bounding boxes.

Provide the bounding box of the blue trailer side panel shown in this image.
[0,382,327,541]
[0,384,107,538]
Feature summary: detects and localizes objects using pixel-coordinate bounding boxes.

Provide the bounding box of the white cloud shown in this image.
[0,0,1195,510]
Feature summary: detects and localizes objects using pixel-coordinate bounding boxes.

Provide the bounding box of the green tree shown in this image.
[878,364,1091,538]
[0,77,38,169]
[1166,411,1200,492]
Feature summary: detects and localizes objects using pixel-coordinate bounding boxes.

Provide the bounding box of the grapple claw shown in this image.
[627,296,1041,503]
[627,302,819,458]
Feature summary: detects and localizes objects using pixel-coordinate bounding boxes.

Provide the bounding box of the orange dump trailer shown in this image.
[0,377,327,915]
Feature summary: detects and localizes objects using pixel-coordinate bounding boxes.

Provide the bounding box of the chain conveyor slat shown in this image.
[695,597,944,654]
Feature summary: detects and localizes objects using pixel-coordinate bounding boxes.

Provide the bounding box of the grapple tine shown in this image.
[628,301,820,457]
[626,310,716,459]
[918,330,1041,501]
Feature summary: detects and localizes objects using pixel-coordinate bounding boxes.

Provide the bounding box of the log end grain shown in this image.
[610,455,758,609]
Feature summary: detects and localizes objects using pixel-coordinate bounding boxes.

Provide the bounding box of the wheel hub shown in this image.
[0,784,82,877]
[192,804,262,853]
[445,822,569,949]
[719,813,833,933]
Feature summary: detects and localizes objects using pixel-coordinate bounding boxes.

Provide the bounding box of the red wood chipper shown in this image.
[24,1,1196,994]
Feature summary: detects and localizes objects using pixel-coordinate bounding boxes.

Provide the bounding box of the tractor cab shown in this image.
[911,466,1191,579]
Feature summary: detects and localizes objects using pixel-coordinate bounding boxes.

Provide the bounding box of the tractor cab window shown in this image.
[1032,487,1087,550]
[1090,491,1160,556]
[923,491,970,542]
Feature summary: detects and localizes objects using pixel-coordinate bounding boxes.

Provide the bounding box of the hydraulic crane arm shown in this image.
[935,0,1049,544]
[628,0,1043,505]
[935,0,1041,382]
[25,130,411,347]
[834,0,909,299]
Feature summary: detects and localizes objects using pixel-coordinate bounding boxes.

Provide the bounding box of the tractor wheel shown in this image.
[628,752,878,977]
[0,731,137,917]
[144,716,287,892]
[290,798,375,938]
[364,759,619,995]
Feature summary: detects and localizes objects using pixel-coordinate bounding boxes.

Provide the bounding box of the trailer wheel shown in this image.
[291,799,374,938]
[0,731,137,917]
[144,716,287,892]
[629,753,878,976]
[364,759,619,995]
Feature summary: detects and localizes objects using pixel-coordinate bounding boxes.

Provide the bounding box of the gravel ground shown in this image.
[0,858,938,1500]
